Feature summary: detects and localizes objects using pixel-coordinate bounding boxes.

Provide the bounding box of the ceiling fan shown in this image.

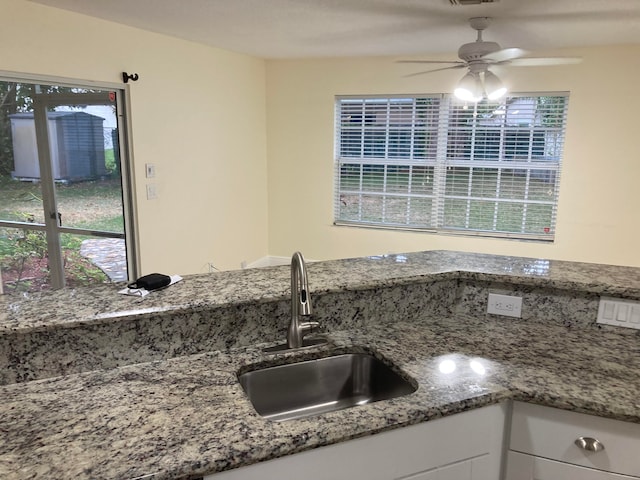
[400,17,581,102]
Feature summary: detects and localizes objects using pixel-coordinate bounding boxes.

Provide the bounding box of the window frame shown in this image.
[334,92,569,241]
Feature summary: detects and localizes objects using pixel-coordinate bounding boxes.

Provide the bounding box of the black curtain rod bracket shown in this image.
[122,72,139,84]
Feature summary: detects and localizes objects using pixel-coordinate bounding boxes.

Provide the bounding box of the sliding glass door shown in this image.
[0,79,137,292]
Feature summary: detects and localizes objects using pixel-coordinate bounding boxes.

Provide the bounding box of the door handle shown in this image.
[50,212,62,226]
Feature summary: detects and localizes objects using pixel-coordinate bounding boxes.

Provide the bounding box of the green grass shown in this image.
[104,148,117,173]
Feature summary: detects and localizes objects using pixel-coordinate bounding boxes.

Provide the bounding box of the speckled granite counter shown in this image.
[2,251,639,385]
[0,251,639,479]
[3,250,640,335]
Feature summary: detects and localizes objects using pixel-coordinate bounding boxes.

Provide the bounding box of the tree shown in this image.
[0,82,35,176]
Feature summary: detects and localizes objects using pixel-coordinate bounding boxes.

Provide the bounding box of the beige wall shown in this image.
[266,46,640,267]
[1,0,269,274]
[4,0,638,272]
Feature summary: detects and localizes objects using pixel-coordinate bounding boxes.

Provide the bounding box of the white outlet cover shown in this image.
[487,293,523,318]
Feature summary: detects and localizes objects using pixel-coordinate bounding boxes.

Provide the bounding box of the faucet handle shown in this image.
[300,321,319,336]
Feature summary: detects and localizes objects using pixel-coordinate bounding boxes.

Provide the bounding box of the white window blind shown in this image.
[334,93,569,240]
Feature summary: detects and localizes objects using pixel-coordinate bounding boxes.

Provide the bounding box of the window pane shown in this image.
[466,200,497,230]
[359,194,384,223]
[495,202,524,232]
[385,166,410,193]
[473,128,501,160]
[55,180,124,233]
[0,179,46,224]
[498,169,528,200]
[410,166,434,195]
[0,226,49,292]
[0,227,119,292]
[408,197,433,226]
[528,170,557,201]
[61,233,121,284]
[361,165,385,192]
[339,163,361,190]
[337,193,361,221]
[445,167,470,196]
[384,196,409,224]
[362,130,386,157]
[340,129,363,157]
[443,198,469,229]
[524,204,554,234]
[470,168,499,198]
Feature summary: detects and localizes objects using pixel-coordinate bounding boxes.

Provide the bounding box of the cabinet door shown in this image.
[400,458,472,480]
[505,451,639,480]
[435,459,472,480]
[399,455,493,480]
[206,403,506,480]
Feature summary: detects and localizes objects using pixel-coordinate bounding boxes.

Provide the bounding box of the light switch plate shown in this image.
[597,297,640,329]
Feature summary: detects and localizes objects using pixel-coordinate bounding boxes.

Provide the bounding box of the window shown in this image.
[334,93,569,241]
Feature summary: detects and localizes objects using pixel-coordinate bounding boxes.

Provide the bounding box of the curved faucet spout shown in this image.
[287,251,316,348]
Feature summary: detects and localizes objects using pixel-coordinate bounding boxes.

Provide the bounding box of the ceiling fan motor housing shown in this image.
[458,40,501,62]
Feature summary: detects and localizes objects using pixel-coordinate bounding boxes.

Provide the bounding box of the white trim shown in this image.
[245,256,290,268]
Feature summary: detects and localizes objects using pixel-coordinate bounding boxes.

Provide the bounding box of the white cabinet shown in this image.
[505,402,640,480]
[205,403,507,480]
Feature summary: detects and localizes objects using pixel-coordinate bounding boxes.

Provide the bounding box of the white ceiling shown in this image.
[27,0,640,59]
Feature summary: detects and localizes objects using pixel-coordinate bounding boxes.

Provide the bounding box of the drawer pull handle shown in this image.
[575,436,605,452]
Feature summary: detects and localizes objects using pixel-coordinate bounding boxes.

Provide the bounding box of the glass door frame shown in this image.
[0,72,139,289]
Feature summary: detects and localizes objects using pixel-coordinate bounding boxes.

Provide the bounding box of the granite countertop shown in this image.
[1,250,639,479]
[2,250,640,335]
[0,314,638,480]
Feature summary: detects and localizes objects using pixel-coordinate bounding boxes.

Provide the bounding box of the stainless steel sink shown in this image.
[238,353,416,422]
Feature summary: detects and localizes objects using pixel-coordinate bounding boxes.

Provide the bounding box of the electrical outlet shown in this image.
[487,293,522,318]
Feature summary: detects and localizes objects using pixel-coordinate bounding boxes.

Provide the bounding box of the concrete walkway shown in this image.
[80,238,128,282]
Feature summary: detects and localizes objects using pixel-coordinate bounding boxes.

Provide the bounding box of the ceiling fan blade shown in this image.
[404,65,467,77]
[483,47,529,63]
[397,60,466,65]
[508,57,583,67]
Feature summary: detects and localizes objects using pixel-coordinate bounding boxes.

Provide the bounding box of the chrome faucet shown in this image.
[287,251,318,348]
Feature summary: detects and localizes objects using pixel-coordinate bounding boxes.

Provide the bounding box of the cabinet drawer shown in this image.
[506,451,639,480]
[510,402,640,477]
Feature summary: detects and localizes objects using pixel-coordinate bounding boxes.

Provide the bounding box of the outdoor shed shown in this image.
[9,111,107,182]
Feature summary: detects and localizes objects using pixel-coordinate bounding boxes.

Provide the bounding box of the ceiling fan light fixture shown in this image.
[484,70,507,100]
[454,72,483,102]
